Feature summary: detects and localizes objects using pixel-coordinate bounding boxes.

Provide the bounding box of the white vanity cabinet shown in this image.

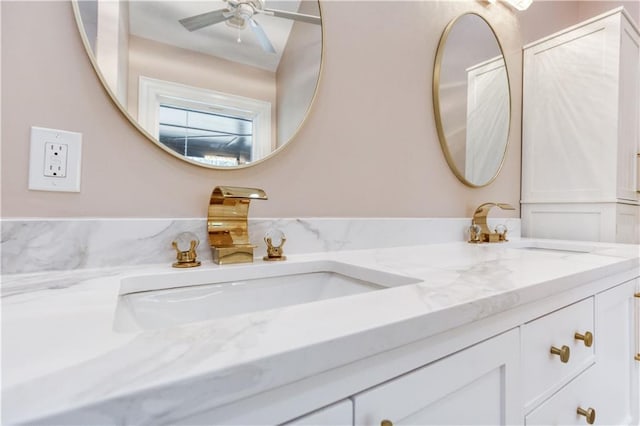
[347,287,635,426]
[592,278,639,425]
[352,329,521,426]
[521,8,640,243]
[184,273,638,426]
[524,279,640,426]
[9,250,637,426]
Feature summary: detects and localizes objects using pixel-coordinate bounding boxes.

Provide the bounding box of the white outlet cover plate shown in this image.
[28,126,82,192]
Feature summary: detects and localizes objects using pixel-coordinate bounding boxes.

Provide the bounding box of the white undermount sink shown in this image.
[114,260,420,332]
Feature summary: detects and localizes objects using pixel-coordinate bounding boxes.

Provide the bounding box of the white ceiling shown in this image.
[128,1,304,72]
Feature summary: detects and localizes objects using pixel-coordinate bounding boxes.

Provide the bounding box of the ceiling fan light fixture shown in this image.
[225,2,257,29]
[226,15,247,29]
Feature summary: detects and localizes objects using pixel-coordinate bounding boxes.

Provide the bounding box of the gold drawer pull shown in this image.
[577,407,596,424]
[574,331,594,347]
[635,354,640,362]
[550,345,570,363]
[381,421,393,426]
[634,292,640,298]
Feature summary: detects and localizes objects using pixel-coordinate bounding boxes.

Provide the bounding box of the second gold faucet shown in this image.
[469,202,515,243]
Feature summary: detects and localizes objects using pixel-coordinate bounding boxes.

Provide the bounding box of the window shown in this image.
[138,77,271,166]
[158,104,253,166]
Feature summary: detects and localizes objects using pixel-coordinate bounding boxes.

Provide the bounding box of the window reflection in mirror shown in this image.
[433,13,511,187]
[137,76,272,166]
[158,105,253,167]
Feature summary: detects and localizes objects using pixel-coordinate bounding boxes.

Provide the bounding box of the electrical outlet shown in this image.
[43,142,68,178]
[29,127,82,192]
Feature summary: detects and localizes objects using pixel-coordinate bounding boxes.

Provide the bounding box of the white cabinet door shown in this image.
[593,278,639,425]
[283,400,353,426]
[616,13,640,202]
[522,12,621,203]
[352,329,521,426]
[521,9,640,243]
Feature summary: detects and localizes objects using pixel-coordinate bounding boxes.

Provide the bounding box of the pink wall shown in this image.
[579,1,639,24]
[3,1,527,219]
[519,1,580,44]
[519,1,638,45]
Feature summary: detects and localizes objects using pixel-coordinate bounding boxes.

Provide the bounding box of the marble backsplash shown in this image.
[1,217,521,274]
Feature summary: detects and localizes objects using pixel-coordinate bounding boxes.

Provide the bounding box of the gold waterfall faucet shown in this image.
[208,186,267,264]
[469,202,515,243]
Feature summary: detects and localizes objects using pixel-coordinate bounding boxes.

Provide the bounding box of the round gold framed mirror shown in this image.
[433,12,511,187]
[72,0,323,169]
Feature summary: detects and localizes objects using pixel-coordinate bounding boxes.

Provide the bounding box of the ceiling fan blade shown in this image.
[262,8,321,25]
[248,18,276,54]
[179,9,232,32]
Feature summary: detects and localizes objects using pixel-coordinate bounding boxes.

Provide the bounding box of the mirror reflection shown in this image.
[434,13,510,187]
[74,0,322,168]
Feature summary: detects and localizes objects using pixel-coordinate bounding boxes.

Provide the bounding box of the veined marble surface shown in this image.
[1,217,521,274]
[2,238,638,424]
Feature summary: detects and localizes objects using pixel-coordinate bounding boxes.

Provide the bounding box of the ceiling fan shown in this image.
[179,0,321,54]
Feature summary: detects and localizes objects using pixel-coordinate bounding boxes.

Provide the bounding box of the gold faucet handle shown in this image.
[495,224,509,242]
[263,230,287,261]
[468,224,482,243]
[172,232,202,268]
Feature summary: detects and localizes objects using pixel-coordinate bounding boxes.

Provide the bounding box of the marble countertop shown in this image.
[2,239,639,424]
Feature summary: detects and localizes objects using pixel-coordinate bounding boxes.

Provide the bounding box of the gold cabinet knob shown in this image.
[577,407,596,424]
[635,353,640,362]
[574,331,594,347]
[550,345,571,363]
[381,421,393,426]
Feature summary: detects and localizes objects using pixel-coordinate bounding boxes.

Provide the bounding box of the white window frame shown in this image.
[138,76,272,162]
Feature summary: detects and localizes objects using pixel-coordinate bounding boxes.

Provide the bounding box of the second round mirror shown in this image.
[433,13,511,187]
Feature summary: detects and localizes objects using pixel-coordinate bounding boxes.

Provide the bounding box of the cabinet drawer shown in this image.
[526,366,597,426]
[522,297,594,408]
[352,329,520,425]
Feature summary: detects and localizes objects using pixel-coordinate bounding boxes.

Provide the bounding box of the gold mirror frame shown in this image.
[433,12,511,188]
[71,1,325,170]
